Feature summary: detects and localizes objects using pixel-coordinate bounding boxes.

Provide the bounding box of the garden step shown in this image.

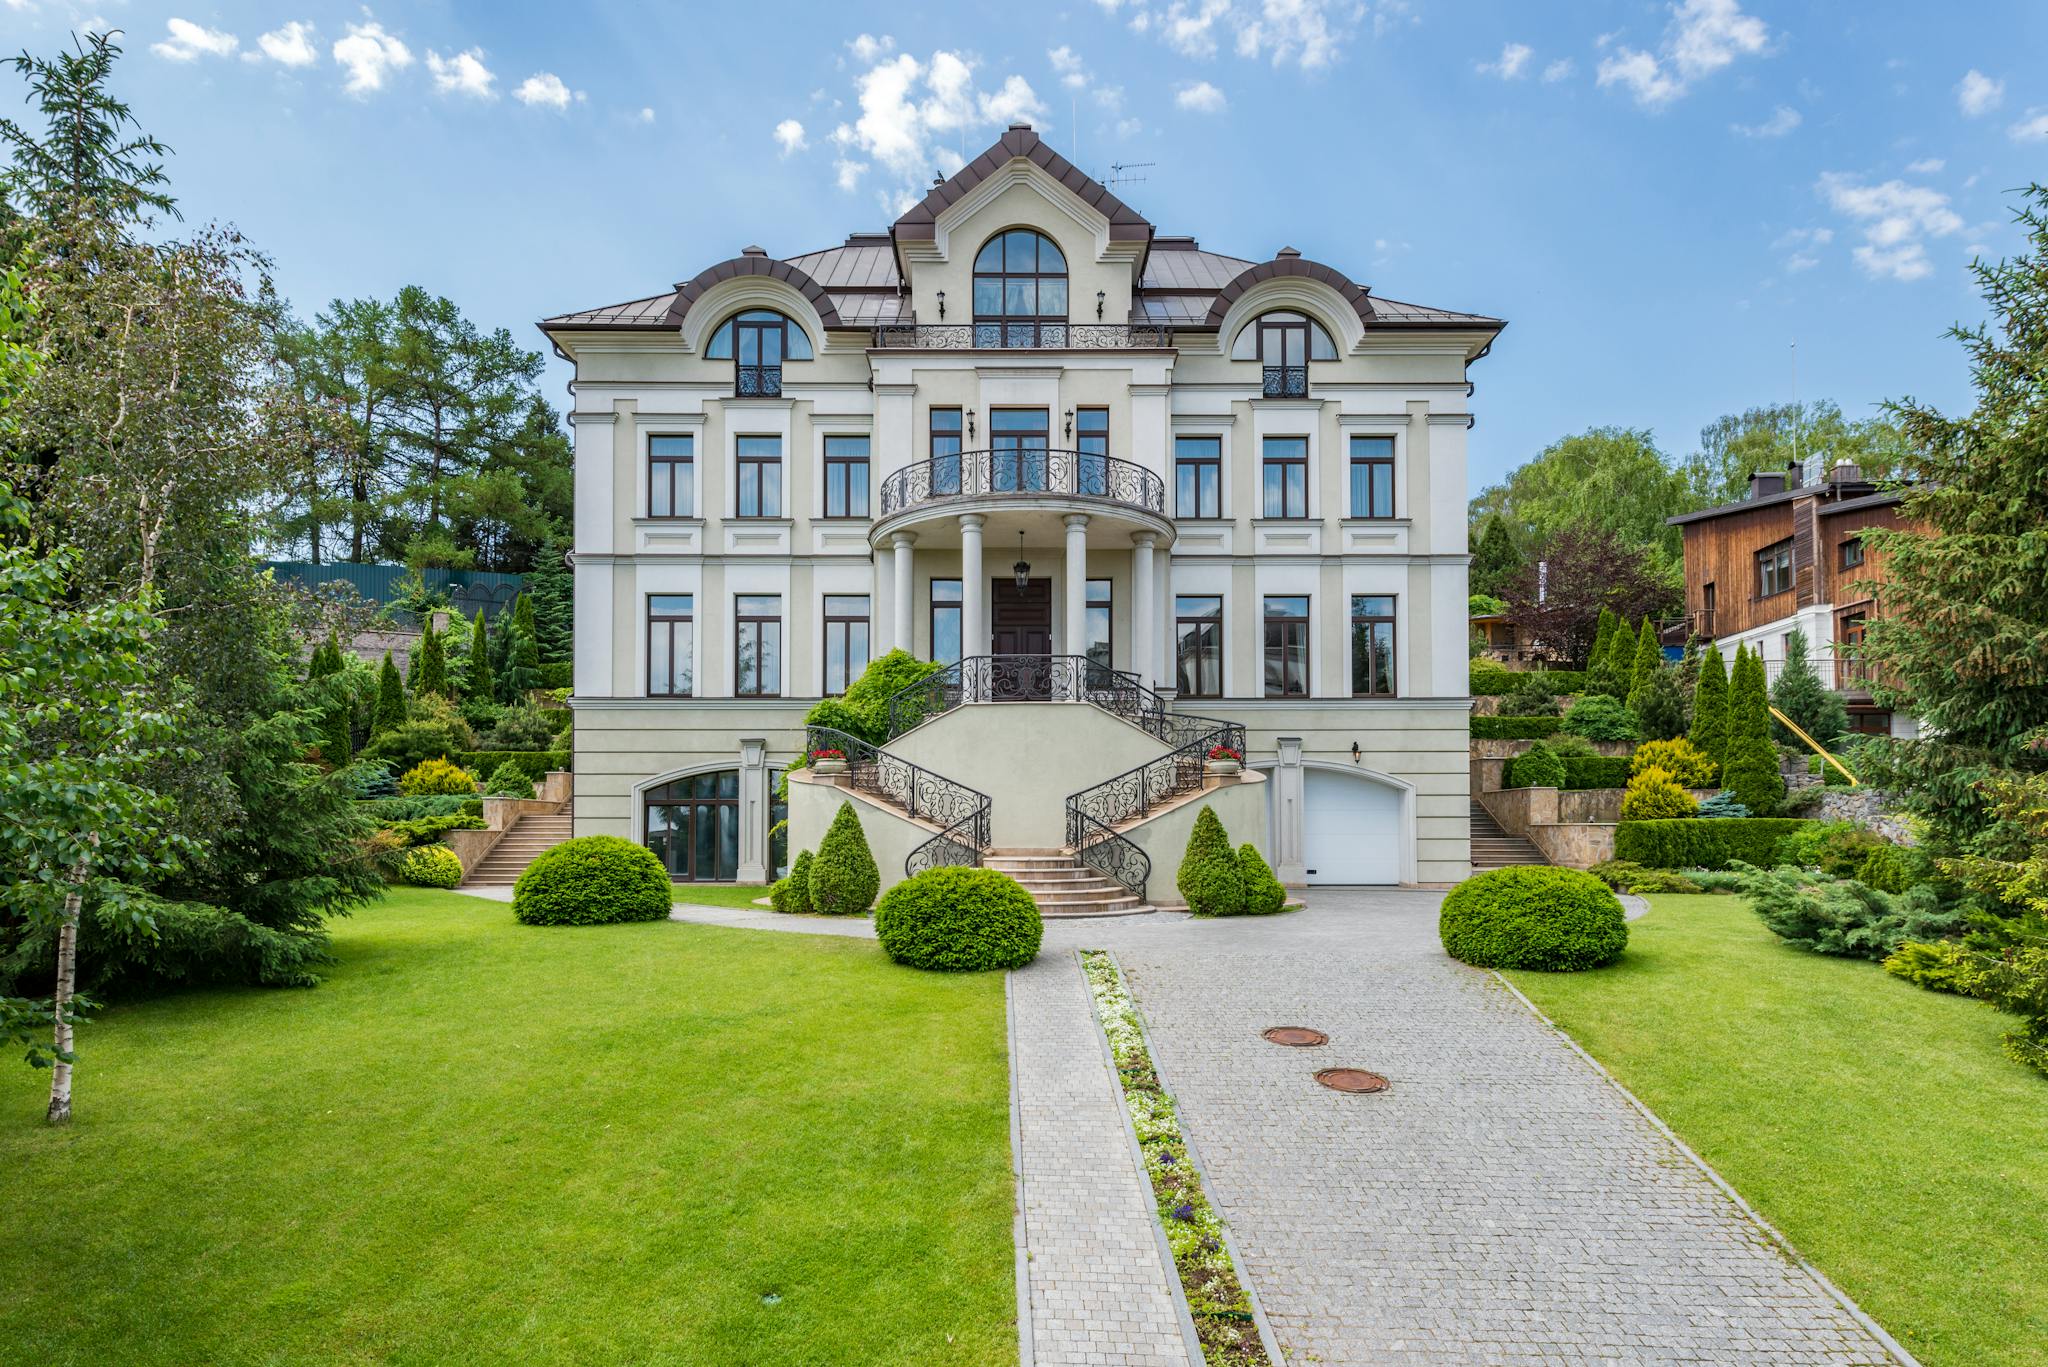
[1469,798,1546,869]
[459,808,575,888]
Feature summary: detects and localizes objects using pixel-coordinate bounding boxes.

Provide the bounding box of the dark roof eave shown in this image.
[1666,484,1905,527]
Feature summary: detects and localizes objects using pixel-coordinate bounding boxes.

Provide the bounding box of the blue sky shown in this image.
[5,0,2045,491]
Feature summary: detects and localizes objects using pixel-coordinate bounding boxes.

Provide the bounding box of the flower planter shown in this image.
[811,758,848,777]
[1205,759,1242,777]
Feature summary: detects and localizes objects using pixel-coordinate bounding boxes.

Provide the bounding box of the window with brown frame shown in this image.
[1075,407,1109,496]
[930,408,963,495]
[1174,435,1221,519]
[704,309,812,396]
[1703,581,1717,612]
[646,594,693,697]
[1350,595,1396,696]
[1261,436,1309,519]
[649,435,694,518]
[930,579,963,664]
[734,595,781,697]
[1174,595,1223,698]
[1256,314,1309,397]
[973,229,1069,347]
[1838,536,1865,570]
[1756,538,1793,597]
[1348,435,1395,518]
[821,594,870,694]
[736,436,782,518]
[1263,595,1311,697]
[822,435,869,518]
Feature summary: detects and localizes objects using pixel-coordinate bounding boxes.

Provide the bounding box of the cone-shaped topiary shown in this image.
[1628,616,1662,698]
[1631,666,1687,741]
[874,866,1043,970]
[1510,739,1566,789]
[320,694,353,768]
[468,609,494,702]
[502,593,543,700]
[810,801,879,915]
[1237,843,1288,916]
[1689,642,1729,765]
[1721,748,1785,817]
[1176,804,1243,916]
[1588,606,1618,674]
[374,651,407,734]
[513,835,673,925]
[417,622,448,698]
[783,848,815,914]
[1439,867,1628,971]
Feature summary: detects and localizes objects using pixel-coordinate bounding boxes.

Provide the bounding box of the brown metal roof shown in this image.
[1666,480,1904,527]
[892,124,1153,244]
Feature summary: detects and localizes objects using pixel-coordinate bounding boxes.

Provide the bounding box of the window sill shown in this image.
[814,516,874,524]
[1250,516,1317,526]
[1339,517,1411,527]
[731,517,795,526]
[634,516,706,525]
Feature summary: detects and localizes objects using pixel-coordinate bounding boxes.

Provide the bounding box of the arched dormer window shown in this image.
[1229,310,1338,397]
[973,229,1068,348]
[704,309,813,396]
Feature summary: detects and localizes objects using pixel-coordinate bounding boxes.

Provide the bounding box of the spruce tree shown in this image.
[1470,514,1520,599]
[1769,629,1848,749]
[1593,617,1636,698]
[1629,617,1661,697]
[417,621,448,697]
[1689,642,1729,766]
[320,693,352,767]
[503,592,542,699]
[526,528,574,664]
[374,650,407,734]
[468,608,494,702]
[1588,607,1618,673]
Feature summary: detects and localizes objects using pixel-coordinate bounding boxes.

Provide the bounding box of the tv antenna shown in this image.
[1107,160,1155,191]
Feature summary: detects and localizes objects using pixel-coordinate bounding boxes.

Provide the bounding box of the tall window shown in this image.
[649,434,694,518]
[734,595,781,696]
[647,594,694,697]
[1348,435,1395,519]
[1085,580,1113,676]
[1350,595,1396,697]
[644,770,739,882]
[823,435,869,518]
[822,595,871,694]
[705,309,812,396]
[1075,407,1109,495]
[931,408,963,496]
[973,229,1068,347]
[1174,595,1223,698]
[1838,536,1865,570]
[991,409,1049,493]
[1263,595,1310,697]
[1175,435,1222,518]
[1262,437,1309,519]
[736,436,782,518]
[931,579,963,665]
[1231,310,1336,397]
[1756,538,1793,597]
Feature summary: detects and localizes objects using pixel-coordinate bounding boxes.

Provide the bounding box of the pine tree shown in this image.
[1770,628,1849,749]
[417,621,448,697]
[468,608,494,703]
[374,650,407,734]
[1689,642,1729,765]
[502,592,542,699]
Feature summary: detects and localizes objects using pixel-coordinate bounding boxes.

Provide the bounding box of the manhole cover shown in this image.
[1262,1026,1329,1047]
[1315,1067,1391,1094]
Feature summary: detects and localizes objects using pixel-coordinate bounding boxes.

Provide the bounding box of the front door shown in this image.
[990,577,1053,698]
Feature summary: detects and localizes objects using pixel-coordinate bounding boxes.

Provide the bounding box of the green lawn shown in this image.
[1506,894,2048,1367]
[669,882,781,909]
[0,890,1015,1366]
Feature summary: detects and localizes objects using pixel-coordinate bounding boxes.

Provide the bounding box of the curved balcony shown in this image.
[879,448,1166,521]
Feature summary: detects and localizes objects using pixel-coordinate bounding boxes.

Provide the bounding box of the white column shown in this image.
[1130,531,1156,688]
[892,531,917,655]
[737,738,769,884]
[1064,514,1089,668]
[960,514,985,686]
[1274,737,1307,885]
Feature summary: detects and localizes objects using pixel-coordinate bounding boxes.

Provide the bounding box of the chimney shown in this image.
[1748,470,1786,499]
[1830,458,1864,486]
[1784,459,1803,490]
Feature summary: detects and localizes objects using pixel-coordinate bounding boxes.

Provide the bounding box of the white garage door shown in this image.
[1300,769,1402,884]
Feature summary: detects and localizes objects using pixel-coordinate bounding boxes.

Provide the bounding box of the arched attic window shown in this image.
[1229,310,1338,397]
[704,309,813,396]
[973,229,1069,347]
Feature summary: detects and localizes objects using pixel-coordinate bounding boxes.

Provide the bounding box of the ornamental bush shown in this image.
[1696,790,1752,819]
[1631,738,1717,789]
[1438,867,1628,971]
[1499,678,1560,717]
[780,848,815,914]
[1508,740,1565,790]
[1856,842,1923,893]
[1614,817,1812,869]
[1237,843,1288,916]
[1470,716,1564,741]
[874,866,1043,970]
[1587,859,1703,895]
[397,756,478,796]
[395,843,464,889]
[1561,693,1641,742]
[1176,805,1244,916]
[1720,749,1785,818]
[1774,820,1888,879]
[1561,756,1632,790]
[1884,940,1978,994]
[512,836,673,926]
[1727,863,1965,960]
[483,760,536,798]
[1620,767,1698,821]
[810,802,880,916]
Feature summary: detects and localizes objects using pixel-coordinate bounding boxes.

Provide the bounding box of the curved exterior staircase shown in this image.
[984,849,1150,918]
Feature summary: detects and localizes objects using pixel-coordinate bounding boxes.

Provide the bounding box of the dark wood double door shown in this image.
[989,577,1054,699]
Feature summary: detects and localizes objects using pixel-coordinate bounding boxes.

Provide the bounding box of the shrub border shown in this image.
[1079,949,1280,1365]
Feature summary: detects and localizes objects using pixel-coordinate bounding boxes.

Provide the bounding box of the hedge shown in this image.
[1561,756,1631,789]
[1470,662,1587,696]
[455,750,569,782]
[1470,716,1563,740]
[1614,818,1814,870]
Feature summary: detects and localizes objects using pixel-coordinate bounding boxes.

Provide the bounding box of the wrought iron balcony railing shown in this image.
[878,447,1165,519]
[736,364,782,397]
[869,322,1173,350]
[1262,365,1308,398]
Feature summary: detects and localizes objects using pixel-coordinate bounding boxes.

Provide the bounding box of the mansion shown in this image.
[541,125,1503,896]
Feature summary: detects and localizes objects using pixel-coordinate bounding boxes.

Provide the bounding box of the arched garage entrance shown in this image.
[1297,767,1404,885]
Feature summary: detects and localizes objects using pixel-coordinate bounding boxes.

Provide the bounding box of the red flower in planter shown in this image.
[1207,745,1241,761]
[810,748,845,761]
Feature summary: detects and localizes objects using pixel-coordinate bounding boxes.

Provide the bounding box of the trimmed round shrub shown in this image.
[810,802,879,916]
[778,848,816,914]
[1561,694,1642,742]
[395,843,464,888]
[513,835,672,926]
[1237,843,1288,916]
[1508,740,1565,790]
[874,866,1043,970]
[397,756,477,796]
[1439,867,1628,971]
[1721,749,1785,817]
[1631,738,1716,789]
[1176,805,1243,917]
[483,759,536,798]
[1619,766,1698,821]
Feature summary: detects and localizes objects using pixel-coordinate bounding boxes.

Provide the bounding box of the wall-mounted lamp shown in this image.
[966,407,976,440]
[1063,408,1074,441]
[1350,741,1362,764]
[1012,531,1031,591]
[1095,289,1106,321]
[936,290,946,320]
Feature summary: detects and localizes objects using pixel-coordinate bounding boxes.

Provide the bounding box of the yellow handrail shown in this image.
[1768,705,1859,786]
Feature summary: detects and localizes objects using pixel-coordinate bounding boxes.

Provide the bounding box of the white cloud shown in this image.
[1049,44,1087,89]
[151,18,238,62]
[1784,253,1819,273]
[1542,58,1574,82]
[1732,105,1800,138]
[2009,108,2048,142]
[1956,69,2003,117]
[332,21,411,95]
[1115,116,1143,139]
[1817,172,1963,282]
[834,158,864,192]
[514,72,580,110]
[638,107,655,124]
[848,33,895,63]
[1118,0,1355,72]
[773,119,807,155]
[1477,42,1533,80]
[1175,79,1228,112]
[821,44,1049,209]
[1598,0,1768,109]
[255,20,317,67]
[426,48,495,100]
[1905,157,1945,174]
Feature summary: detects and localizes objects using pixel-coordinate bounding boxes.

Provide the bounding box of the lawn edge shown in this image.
[1490,968,1924,1367]
[1004,970,1034,1367]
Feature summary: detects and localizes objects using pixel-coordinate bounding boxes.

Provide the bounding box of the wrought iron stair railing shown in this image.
[1064,714,1246,901]
[803,724,991,878]
[887,654,1214,742]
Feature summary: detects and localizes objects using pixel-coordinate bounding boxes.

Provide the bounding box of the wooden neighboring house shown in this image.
[1668,460,1917,738]
[1470,611,1566,669]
